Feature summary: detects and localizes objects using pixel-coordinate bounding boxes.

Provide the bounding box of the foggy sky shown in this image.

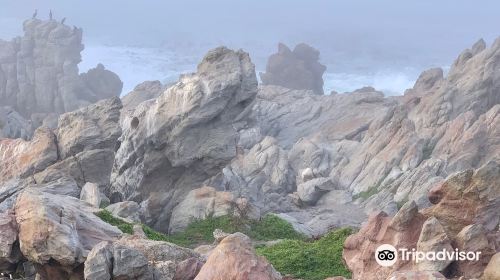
[1,0,499,86]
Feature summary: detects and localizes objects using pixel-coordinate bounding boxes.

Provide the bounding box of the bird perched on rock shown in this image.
[32,9,38,19]
[49,10,53,20]
[61,17,66,24]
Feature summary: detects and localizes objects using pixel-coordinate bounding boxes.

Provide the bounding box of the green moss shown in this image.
[256,228,353,280]
[248,214,306,241]
[352,185,379,201]
[96,211,306,248]
[95,210,133,234]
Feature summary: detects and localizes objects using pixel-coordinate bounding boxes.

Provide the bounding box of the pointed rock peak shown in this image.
[471,38,486,55]
[277,42,292,55]
[412,67,444,92]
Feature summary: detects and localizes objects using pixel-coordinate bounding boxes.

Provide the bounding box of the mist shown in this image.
[1,0,499,94]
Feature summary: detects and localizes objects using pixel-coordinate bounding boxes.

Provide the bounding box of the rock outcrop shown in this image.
[0,19,122,137]
[343,161,499,280]
[110,47,258,231]
[194,232,282,280]
[84,236,202,280]
[260,43,326,95]
[15,189,122,279]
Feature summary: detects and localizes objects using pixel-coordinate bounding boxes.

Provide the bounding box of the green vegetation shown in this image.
[352,185,379,200]
[256,228,353,280]
[247,214,306,241]
[96,210,305,247]
[95,209,133,234]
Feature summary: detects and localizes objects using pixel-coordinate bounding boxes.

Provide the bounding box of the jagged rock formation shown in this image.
[343,161,499,280]
[0,106,32,139]
[0,19,122,138]
[110,47,258,231]
[260,43,326,95]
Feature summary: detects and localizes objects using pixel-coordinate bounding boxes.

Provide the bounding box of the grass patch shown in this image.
[352,185,379,201]
[95,210,134,234]
[96,211,305,248]
[256,228,353,280]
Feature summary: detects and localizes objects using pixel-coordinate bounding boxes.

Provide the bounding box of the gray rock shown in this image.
[297,177,336,206]
[80,182,102,208]
[0,106,32,139]
[56,97,122,159]
[110,47,258,231]
[260,43,326,95]
[15,189,122,278]
[416,217,454,272]
[106,201,143,223]
[0,19,122,135]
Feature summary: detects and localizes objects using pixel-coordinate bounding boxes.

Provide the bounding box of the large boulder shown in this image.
[15,189,122,278]
[56,97,122,159]
[260,43,326,95]
[84,236,202,280]
[194,232,282,280]
[110,47,258,231]
[0,127,58,182]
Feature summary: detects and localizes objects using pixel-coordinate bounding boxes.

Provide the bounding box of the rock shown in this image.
[0,211,19,272]
[56,97,122,159]
[387,271,447,280]
[0,106,32,139]
[15,189,122,278]
[204,136,295,214]
[0,19,122,135]
[84,236,202,280]
[343,209,426,279]
[483,253,500,280]
[454,224,494,278]
[121,80,165,115]
[169,187,236,233]
[174,257,204,280]
[194,232,282,280]
[112,243,153,279]
[212,229,230,244]
[260,43,326,95]
[416,217,454,272]
[0,127,58,182]
[80,63,123,103]
[343,161,500,280]
[80,182,103,208]
[105,201,143,223]
[83,241,113,280]
[297,177,336,206]
[111,47,258,231]
[273,213,314,238]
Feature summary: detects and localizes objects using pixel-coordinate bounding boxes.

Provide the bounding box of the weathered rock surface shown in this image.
[0,106,32,139]
[111,46,258,231]
[0,127,58,182]
[169,186,237,233]
[194,232,282,280]
[483,252,500,280]
[80,182,103,208]
[84,236,202,280]
[343,161,499,280]
[121,80,165,117]
[15,189,122,279]
[260,43,326,95]
[105,201,143,223]
[0,19,122,137]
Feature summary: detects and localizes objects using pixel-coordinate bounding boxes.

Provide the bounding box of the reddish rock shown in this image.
[194,232,282,280]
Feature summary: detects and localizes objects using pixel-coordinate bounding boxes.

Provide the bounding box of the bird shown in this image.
[32,9,38,19]
[49,10,53,20]
[61,17,66,24]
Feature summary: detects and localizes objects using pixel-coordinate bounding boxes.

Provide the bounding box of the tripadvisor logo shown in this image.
[375,244,482,267]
